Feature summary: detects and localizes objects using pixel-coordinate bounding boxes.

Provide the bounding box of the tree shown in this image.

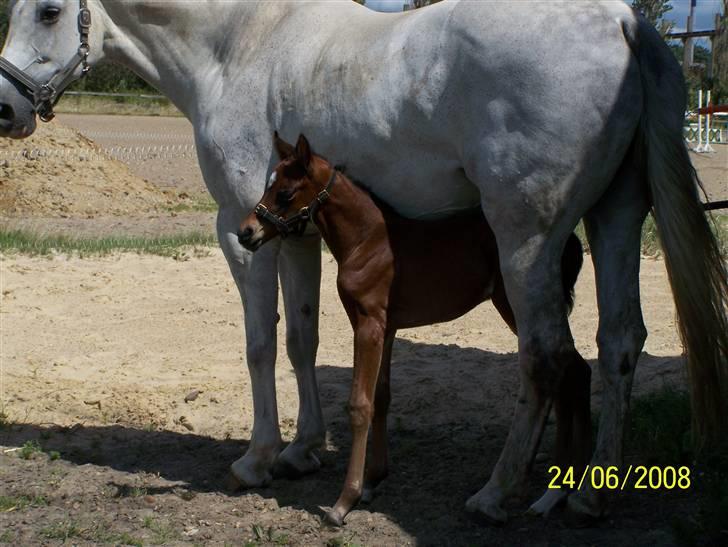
[631,0,675,37]
[712,3,728,102]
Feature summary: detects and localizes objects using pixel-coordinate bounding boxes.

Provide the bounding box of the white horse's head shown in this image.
[0,0,103,138]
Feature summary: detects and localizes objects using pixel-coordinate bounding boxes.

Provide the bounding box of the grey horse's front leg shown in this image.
[217,205,284,487]
[273,233,326,478]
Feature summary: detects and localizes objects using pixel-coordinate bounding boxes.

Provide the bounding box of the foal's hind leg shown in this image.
[568,162,649,519]
[362,329,395,503]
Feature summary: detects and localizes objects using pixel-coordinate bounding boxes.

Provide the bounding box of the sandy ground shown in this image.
[0,251,692,545]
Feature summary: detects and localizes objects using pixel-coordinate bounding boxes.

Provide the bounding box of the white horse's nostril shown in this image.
[0,103,15,122]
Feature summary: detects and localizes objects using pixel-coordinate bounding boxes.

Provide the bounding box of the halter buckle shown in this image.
[36,84,56,104]
[78,8,92,29]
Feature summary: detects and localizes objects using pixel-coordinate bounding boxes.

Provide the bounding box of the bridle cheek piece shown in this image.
[254,169,338,239]
[0,0,92,122]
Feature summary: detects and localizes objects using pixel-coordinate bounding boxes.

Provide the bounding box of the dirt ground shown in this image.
[0,115,724,545]
[0,250,693,546]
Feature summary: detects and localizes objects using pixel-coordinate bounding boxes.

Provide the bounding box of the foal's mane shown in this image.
[325,161,400,216]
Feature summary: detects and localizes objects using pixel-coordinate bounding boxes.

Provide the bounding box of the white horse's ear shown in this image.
[295,133,312,168]
[273,131,296,159]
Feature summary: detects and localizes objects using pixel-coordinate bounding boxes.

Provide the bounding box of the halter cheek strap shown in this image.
[254,168,338,238]
[0,0,91,122]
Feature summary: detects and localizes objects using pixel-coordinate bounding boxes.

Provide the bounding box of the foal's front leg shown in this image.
[325,317,386,526]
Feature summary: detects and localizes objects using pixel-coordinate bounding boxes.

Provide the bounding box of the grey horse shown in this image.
[1,0,725,524]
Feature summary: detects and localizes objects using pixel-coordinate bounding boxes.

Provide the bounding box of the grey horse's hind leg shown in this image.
[528,354,592,517]
[273,233,327,478]
[465,220,581,524]
[568,160,649,519]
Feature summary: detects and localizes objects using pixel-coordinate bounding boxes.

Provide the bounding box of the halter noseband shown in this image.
[254,168,338,238]
[0,0,92,122]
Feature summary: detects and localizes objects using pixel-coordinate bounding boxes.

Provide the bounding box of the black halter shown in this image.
[254,168,338,238]
[0,0,92,122]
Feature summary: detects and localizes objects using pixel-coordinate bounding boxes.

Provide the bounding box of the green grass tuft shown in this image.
[575,213,727,257]
[0,229,216,257]
[0,494,48,512]
[18,440,43,460]
[40,520,83,541]
[624,388,728,545]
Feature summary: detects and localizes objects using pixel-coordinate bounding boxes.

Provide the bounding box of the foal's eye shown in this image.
[275,190,295,206]
[40,6,61,24]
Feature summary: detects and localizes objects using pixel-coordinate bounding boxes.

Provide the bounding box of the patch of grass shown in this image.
[326,533,362,547]
[0,494,48,512]
[114,485,147,498]
[250,524,289,546]
[92,526,144,547]
[575,212,727,257]
[627,388,692,465]
[0,229,216,257]
[166,196,218,214]
[0,409,9,430]
[0,530,13,543]
[56,94,182,117]
[142,517,178,545]
[40,520,83,541]
[18,440,42,460]
[624,388,728,546]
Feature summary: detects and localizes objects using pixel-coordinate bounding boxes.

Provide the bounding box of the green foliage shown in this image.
[18,440,42,460]
[632,0,674,36]
[0,494,48,512]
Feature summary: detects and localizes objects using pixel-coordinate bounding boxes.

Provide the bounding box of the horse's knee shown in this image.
[246,335,276,372]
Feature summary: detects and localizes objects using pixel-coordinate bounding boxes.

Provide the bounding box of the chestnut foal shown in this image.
[238,134,589,526]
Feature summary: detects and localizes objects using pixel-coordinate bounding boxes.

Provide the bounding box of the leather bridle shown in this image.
[254,168,338,238]
[0,0,92,122]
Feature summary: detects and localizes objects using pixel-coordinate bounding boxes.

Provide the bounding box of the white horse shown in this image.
[1,0,725,524]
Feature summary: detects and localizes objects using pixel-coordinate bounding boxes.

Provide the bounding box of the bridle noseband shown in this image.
[254,168,338,238]
[0,0,92,122]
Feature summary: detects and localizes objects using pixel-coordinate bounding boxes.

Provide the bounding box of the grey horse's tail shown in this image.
[631,17,728,445]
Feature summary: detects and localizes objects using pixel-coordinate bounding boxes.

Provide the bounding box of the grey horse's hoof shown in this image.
[273,446,321,479]
[465,491,508,526]
[229,457,273,489]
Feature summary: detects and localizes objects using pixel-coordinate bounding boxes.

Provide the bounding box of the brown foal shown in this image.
[238,133,589,526]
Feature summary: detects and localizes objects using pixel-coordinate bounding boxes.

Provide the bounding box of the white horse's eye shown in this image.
[40,6,62,24]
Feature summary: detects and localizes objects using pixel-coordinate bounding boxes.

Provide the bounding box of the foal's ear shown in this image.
[295,134,312,169]
[273,131,296,159]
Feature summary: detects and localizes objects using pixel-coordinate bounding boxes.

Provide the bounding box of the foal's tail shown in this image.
[561,233,583,315]
[630,17,728,445]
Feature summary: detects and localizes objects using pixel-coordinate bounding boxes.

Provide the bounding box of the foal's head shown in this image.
[238,133,333,251]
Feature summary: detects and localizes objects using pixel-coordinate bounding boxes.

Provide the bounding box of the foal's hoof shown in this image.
[321,507,345,527]
[273,446,321,479]
[465,491,508,526]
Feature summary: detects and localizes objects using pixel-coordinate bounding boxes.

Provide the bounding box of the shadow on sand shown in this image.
[1,341,689,545]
